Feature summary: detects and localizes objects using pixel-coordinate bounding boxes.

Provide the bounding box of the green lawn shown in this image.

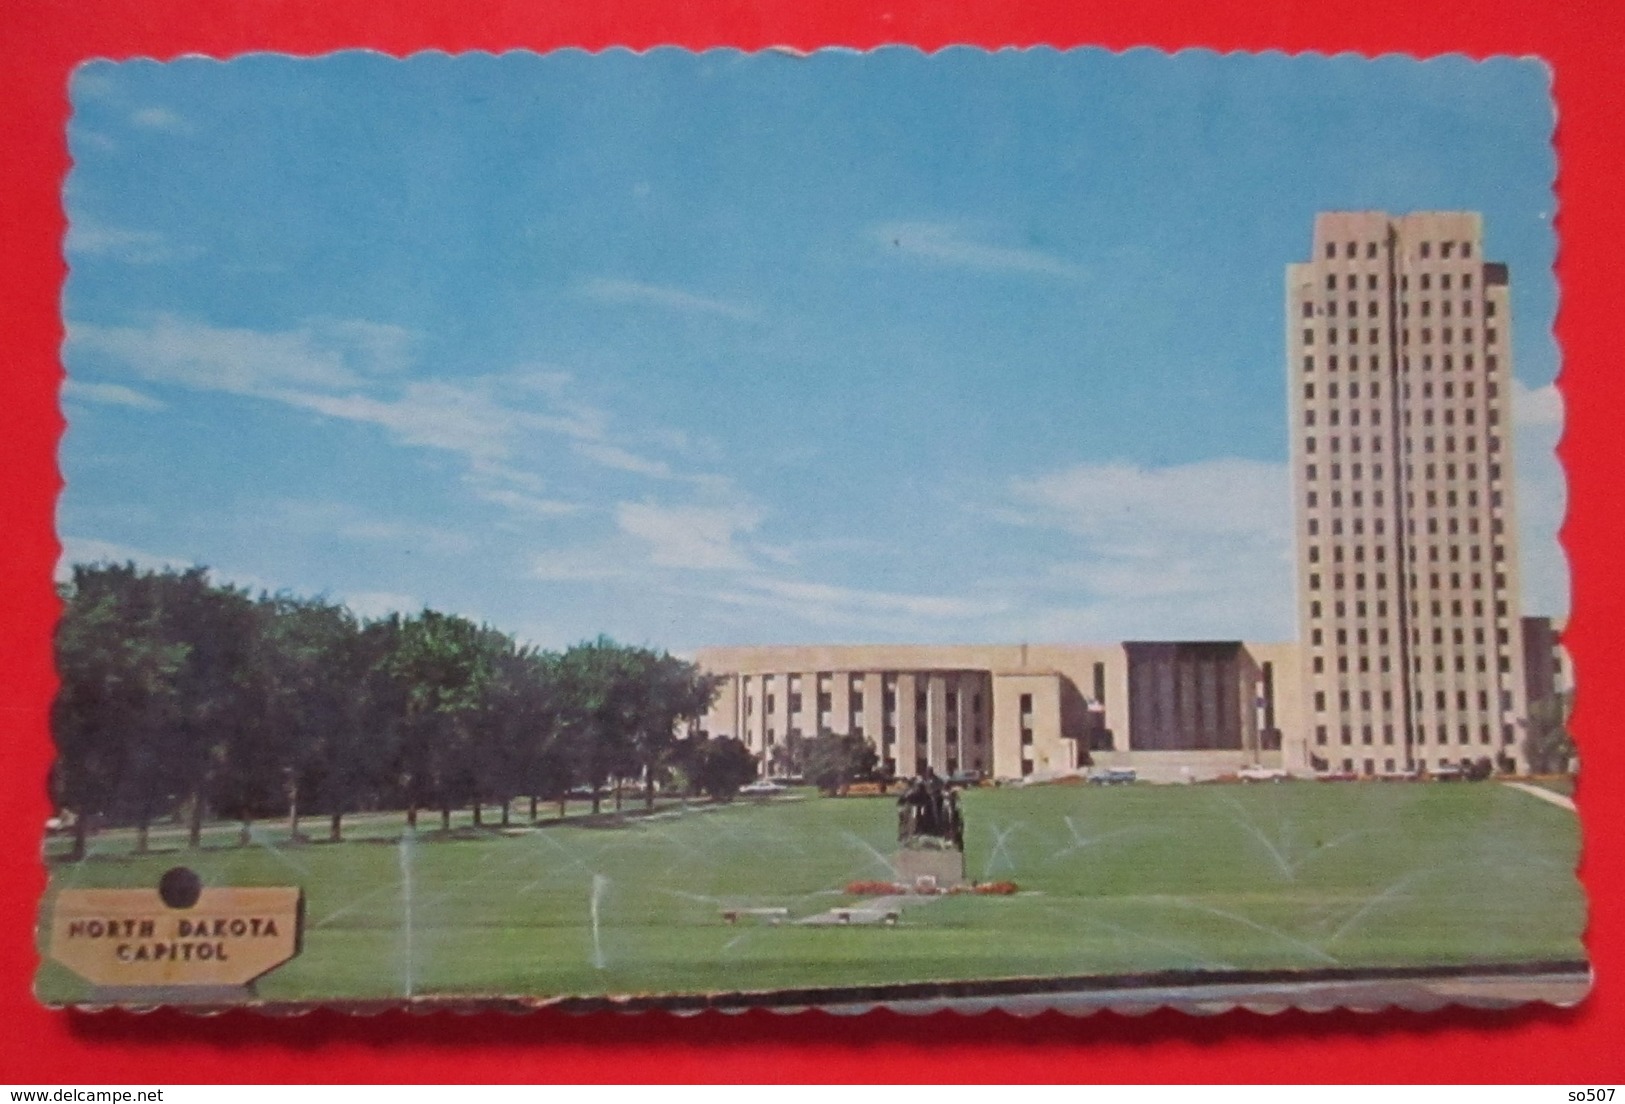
[34,782,1584,1004]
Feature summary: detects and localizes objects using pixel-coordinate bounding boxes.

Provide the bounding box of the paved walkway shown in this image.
[837,969,1592,1016]
[798,893,942,925]
[1502,780,1576,812]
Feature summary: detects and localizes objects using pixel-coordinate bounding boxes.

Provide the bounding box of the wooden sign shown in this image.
[49,884,302,989]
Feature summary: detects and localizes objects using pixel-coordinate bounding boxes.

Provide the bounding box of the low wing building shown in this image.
[693,641,1301,782]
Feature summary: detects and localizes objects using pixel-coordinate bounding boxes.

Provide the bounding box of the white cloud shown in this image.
[59,535,431,622]
[505,367,576,399]
[70,314,715,493]
[581,500,1005,630]
[530,547,629,582]
[573,441,674,479]
[68,313,742,550]
[994,458,1294,640]
[471,487,582,519]
[56,536,182,581]
[61,380,165,411]
[738,577,1007,622]
[277,383,519,463]
[998,438,1567,635]
[1513,378,1564,429]
[467,459,550,493]
[581,277,755,320]
[68,316,379,394]
[55,536,279,597]
[319,320,415,375]
[71,129,118,153]
[1009,457,1290,542]
[341,591,422,620]
[65,220,190,265]
[615,501,761,571]
[1511,384,1568,618]
[131,107,186,131]
[69,67,120,103]
[281,380,635,480]
[336,518,477,556]
[872,221,1086,280]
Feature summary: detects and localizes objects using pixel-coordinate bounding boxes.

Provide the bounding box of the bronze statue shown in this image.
[896,767,964,852]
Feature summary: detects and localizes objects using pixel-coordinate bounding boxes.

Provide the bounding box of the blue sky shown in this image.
[58,48,1563,650]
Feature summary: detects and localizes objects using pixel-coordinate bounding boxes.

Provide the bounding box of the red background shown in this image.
[2,0,1620,1084]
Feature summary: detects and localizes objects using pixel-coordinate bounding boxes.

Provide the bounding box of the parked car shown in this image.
[738,779,788,797]
[1315,770,1360,782]
[1429,760,1493,782]
[1090,768,1137,786]
[1238,765,1289,782]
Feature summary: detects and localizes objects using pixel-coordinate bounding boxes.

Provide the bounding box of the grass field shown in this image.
[34,782,1584,1004]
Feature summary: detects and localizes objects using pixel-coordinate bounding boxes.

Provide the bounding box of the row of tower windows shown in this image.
[1306,409,1502,431]
[1306,627,1508,653]
[1313,486,1492,512]
[1305,407,1499,431]
[1307,516,1503,541]
[1304,433,1502,455]
[1304,380,1506,404]
[1303,381,1383,400]
[1304,462,1382,483]
[1305,651,1511,677]
[1313,653,1501,679]
[1306,488,1386,508]
[1307,570,1506,593]
[1301,353,1500,374]
[1410,381,1497,401]
[1316,688,1513,714]
[1303,461,1501,483]
[1308,542,1386,563]
[1310,597,1511,620]
[1303,297,1496,319]
[1403,489,1504,509]
[1316,689,1504,713]
[1304,326,1497,346]
[1304,408,1383,428]
[1320,240,1475,261]
[1319,270,1479,292]
[1313,725,1512,749]
[1306,487,1495,513]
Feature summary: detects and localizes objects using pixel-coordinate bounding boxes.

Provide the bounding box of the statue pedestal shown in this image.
[892,848,967,891]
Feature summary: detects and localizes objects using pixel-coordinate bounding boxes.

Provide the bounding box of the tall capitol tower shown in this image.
[1287,212,1527,776]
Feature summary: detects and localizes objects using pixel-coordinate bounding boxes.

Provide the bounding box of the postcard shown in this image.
[40,47,1583,1014]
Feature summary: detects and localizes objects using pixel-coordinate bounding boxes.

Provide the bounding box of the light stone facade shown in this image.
[694,643,1296,782]
[1288,212,1528,775]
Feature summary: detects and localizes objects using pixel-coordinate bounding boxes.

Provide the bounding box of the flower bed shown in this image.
[845,880,908,896]
[845,879,1021,897]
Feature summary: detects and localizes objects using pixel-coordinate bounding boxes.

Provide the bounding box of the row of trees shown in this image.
[52,563,756,859]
